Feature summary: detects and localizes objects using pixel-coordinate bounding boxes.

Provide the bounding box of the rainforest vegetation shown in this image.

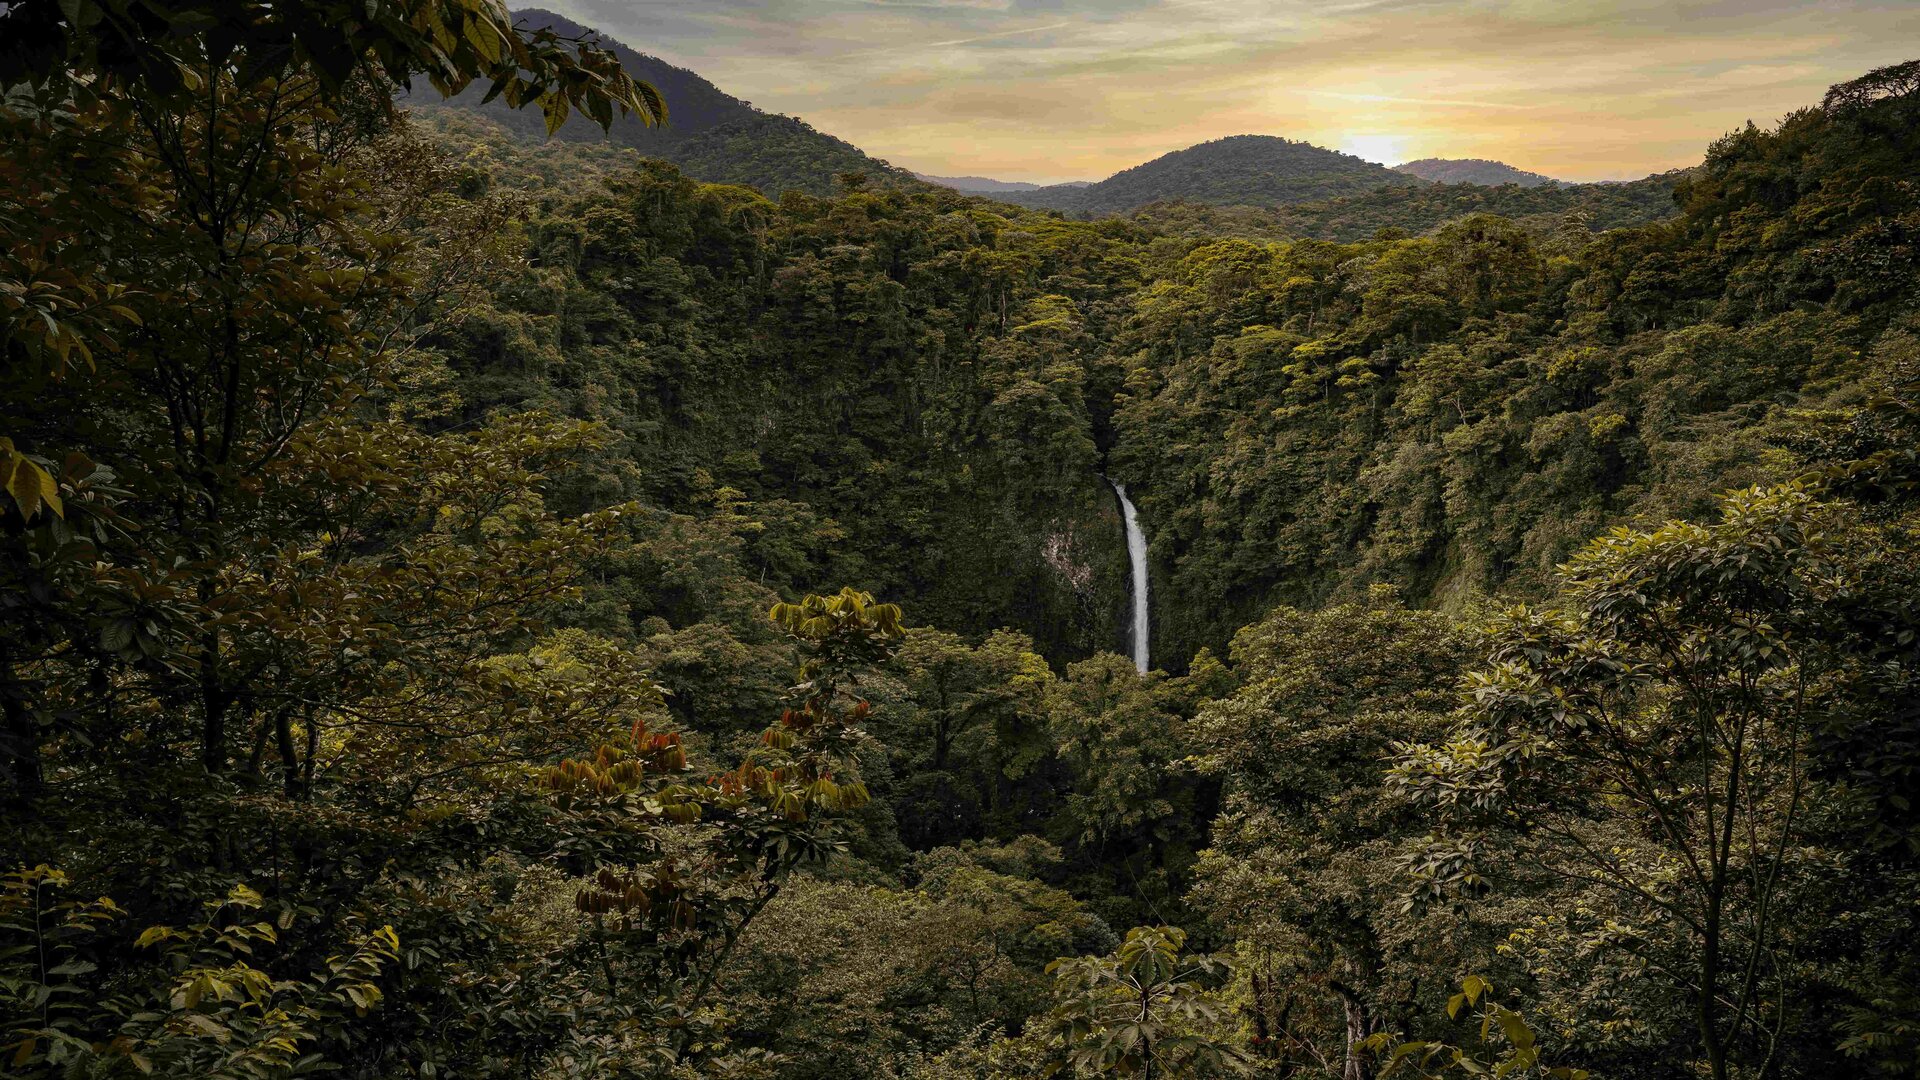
[3,3,1919,1078]
[1120,171,1685,246]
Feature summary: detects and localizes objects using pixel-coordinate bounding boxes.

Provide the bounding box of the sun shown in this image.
[1336,134,1411,166]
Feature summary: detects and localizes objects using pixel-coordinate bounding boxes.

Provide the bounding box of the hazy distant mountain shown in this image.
[410,9,909,197]
[1392,158,1561,187]
[916,174,1037,193]
[998,135,1424,214]
[914,173,1095,193]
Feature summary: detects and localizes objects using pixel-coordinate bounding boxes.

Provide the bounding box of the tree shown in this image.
[1,865,398,1078]
[1046,654,1216,924]
[545,589,903,1068]
[0,8,693,1075]
[1041,925,1248,1078]
[1191,586,1474,1080]
[0,0,663,542]
[0,0,662,134]
[0,0,664,793]
[1822,60,1920,113]
[1391,484,1905,1079]
[881,627,1055,849]
[1363,976,1589,1080]
[710,840,1111,1077]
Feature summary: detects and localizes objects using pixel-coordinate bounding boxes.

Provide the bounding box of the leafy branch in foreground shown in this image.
[0,0,664,134]
[2,865,397,1079]
[1041,925,1249,1078]
[1364,976,1588,1080]
[1391,484,1905,1080]
[532,589,903,1071]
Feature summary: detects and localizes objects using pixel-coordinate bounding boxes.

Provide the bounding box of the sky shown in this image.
[549,0,1919,184]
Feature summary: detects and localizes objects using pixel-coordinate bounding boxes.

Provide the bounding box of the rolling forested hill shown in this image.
[1000,134,1427,213]
[1393,157,1561,186]
[915,173,1051,193]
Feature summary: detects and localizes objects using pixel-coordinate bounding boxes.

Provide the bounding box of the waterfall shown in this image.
[1106,477,1150,673]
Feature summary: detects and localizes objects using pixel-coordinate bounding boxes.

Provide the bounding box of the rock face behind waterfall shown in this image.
[969,470,1133,663]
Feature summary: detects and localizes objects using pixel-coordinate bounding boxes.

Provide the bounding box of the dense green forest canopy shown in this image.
[1120,169,1684,245]
[3,4,1918,1076]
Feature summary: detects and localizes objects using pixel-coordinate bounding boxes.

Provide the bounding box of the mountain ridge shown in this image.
[914,173,1040,192]
[914,173,1096,193]
[408,8,911,197]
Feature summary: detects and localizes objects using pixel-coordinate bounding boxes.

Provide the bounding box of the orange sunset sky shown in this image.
[545,0,1918,183]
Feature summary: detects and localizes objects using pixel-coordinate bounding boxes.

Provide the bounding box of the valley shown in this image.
[3,5,1917,1079]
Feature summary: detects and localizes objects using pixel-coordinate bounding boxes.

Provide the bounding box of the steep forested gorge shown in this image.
[4,6,1919,1079]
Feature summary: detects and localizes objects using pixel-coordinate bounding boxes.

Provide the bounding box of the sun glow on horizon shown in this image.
[1335,134,1410,166]
[554,0,1920,185]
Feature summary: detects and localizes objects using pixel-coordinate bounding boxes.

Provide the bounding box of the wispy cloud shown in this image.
[841,18,1073,57]
[846,0,1017,9]
[920,20,1070,49]
[1305,91,1542,111]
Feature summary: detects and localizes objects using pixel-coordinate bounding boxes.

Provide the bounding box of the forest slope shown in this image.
[1124,169,1686,241]
[1000,134,1425,214]
[5,10,1919,1079]
[410,7,912,196]
[1107,94,1917,660]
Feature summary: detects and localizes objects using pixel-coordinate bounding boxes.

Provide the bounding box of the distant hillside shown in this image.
[916,173,1044,193]
[664,113,912,195]
[999,135,1424,214]
[1393,157,1561,187]
[408,8,909,197]
[1126,169,1687,242]
[1271,168,1685,239]
[916,174,1097,194]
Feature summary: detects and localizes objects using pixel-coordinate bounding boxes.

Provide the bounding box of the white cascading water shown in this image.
[1106,477,1150,672]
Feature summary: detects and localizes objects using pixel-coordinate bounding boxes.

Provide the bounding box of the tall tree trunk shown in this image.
[275,708,300,798]
[199,596,231,773]
[0,656,40,801]
[1701,905,1728,1080]
[1331,982,1373,1080]
[202,678,230,773]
